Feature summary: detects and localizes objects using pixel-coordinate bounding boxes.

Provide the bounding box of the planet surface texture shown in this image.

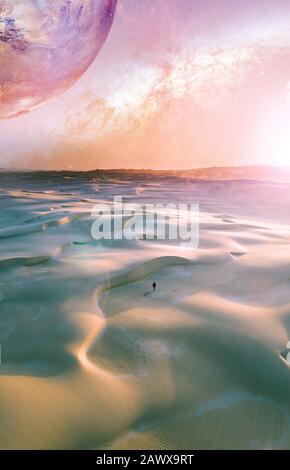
[0,0,117,119]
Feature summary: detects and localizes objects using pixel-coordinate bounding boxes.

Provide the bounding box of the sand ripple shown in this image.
[0,172,290,449]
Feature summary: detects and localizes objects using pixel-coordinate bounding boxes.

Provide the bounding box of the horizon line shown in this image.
[2,164,290,173]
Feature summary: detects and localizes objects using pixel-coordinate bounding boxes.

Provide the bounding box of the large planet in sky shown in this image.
[0,0,117,119]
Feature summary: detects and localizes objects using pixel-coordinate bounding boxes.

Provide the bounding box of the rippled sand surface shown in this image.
[1,171,290,449]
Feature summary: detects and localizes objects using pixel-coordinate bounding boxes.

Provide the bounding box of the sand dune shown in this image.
[0,172,290,449]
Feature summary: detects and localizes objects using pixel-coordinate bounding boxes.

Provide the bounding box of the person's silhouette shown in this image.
[152,281,157,292]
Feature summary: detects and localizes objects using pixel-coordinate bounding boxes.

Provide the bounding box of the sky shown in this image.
[1,0,290,170]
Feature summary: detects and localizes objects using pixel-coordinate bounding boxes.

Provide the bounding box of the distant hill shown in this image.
[1,165,290,182]
[172,165,290,181]
[86,165,290,182]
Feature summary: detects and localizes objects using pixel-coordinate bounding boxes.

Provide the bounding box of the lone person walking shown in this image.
[152,281,157,292]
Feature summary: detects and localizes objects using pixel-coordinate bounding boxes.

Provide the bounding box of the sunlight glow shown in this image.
[257,104,290,167]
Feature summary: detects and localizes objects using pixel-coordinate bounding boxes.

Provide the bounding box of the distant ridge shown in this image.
[1,165,290,182]
[166,165,290,181]
[87,165,290,181]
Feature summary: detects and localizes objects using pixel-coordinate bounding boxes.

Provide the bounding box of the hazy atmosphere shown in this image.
[2,0,290,169]
[2,1,290,453]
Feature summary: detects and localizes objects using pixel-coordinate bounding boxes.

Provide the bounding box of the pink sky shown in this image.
[1,0,290,170]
